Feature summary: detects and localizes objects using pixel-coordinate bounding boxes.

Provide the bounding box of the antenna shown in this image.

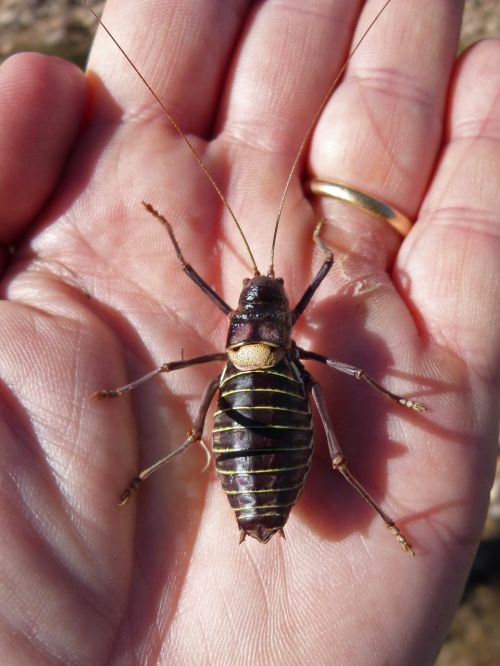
[268,0,393,272]
[82,0,260,275]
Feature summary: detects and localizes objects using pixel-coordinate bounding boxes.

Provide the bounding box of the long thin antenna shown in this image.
[82,0,260,275]
[269,0,393,271]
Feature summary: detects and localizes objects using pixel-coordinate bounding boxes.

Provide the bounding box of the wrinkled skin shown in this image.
[0,1,499,664]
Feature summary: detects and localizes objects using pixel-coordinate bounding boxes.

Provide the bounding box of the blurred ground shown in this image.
[0,0,104,68]
[1,1,499,664]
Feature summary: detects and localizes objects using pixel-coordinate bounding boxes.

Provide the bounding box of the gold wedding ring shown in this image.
[306,179,412,238]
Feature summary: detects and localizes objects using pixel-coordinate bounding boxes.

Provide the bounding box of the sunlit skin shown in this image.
[0,1,499,664]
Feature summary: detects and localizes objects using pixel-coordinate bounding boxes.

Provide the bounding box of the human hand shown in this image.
[0,1,498,664]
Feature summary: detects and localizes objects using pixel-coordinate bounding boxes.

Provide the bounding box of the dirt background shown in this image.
[1,1,499,664]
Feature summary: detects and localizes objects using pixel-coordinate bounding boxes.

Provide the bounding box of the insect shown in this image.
[85,0,425,552]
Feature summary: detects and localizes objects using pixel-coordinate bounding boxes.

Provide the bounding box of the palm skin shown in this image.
[0,1,499,664]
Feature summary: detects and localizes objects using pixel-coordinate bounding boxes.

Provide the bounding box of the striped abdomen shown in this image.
[213,357,313,543]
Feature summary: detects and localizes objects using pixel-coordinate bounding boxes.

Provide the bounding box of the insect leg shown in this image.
[143,202,232,315]
[298,349,425,412]
[93,352,226,398]
[119,374,221,505]
[307,377,414,555]
[292,219,333,323]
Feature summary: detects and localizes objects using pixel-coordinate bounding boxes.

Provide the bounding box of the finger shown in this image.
[0,54,87,244]
[216,0,366,280]
[397,40,500,383]
[293,0,464,362]
[87,0,251,135]
[219,0,363,163]
[308,0,463,250]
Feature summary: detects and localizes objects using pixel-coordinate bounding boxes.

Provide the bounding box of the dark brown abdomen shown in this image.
[213,357,313,543]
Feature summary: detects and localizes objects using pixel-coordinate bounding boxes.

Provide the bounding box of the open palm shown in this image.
[1,1,499,664]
